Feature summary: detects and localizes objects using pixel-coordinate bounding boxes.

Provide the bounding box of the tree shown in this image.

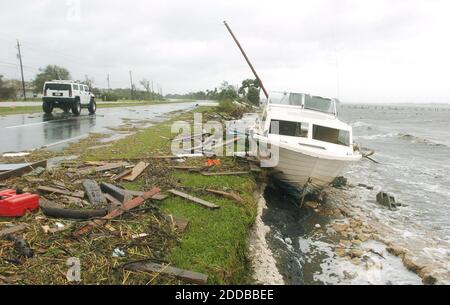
[0,75,16,99]
[140,79,152,99]
[238,78,260,105]
[32,65,71,93]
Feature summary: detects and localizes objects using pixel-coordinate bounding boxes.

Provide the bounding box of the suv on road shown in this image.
[42,80,96,115]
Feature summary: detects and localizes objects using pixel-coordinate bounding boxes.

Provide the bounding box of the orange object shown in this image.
[205,159,221,167]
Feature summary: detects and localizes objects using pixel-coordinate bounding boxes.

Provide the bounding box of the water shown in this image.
[260,103,450,285]
[341,104,450,238]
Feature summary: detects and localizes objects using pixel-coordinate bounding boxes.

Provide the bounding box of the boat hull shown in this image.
[269,146,350,190]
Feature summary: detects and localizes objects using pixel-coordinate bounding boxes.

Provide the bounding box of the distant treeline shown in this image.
[166,79,261,105]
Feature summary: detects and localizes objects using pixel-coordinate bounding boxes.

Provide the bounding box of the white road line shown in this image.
[6,118,70,129]
[41,135,87,148]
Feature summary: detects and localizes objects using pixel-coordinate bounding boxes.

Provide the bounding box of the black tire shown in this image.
[71,99,81,116]
[43,101,53,114]
[88,98,97,114]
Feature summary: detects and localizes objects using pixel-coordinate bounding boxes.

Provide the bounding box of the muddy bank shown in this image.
[251,179,428,285]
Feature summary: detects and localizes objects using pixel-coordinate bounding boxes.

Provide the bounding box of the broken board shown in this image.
[123,262,207,284]
[0,160,47,181]
[123,161,149,182]
[37,186,85,199]
[168,189,220,210]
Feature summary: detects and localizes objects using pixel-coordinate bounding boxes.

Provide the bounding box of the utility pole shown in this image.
[129,70,134,99]
[16,40,26,100]
[107,74,110,91]
[151,80,154,100]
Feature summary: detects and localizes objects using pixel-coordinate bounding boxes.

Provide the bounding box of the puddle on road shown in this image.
[0,102,206,154]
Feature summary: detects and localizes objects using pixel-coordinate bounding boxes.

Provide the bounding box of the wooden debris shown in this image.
[37,186,85,199]
[201,171,249,176]
[169,166,202,172]
[249,163,262,172]
[125,190,144,197]
[100,182,132,203]
[123,261,207,284]
[82,179,107,206]
[168,189,220,210]
[95,162,128,173]
[0,160,47,181]
[73,187,161,237]
[111,168,133,181]
[123,162,149,181]
[152,193,168,201]
[166,215,189,233]
[84,161,107,166]
[0,224,27,238]
[104,193,122,210]
[206,189,244,204]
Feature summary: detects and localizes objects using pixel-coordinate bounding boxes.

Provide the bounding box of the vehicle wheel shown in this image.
[71,99,81,116]
[88,98,97,114]
[43,101,53,114]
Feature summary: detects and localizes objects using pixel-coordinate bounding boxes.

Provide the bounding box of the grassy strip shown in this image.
[81,108,258,284]
[0,105,257,284]
[0,99,195,116]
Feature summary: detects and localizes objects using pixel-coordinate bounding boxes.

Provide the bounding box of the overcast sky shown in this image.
[0,0,449,103]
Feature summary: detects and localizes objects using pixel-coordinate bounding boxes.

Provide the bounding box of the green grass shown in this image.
[80,107,258,284]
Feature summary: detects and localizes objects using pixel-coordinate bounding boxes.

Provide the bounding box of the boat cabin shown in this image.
[258,92,354,153]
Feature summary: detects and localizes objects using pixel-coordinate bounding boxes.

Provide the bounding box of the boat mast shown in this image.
[223,21,269,99]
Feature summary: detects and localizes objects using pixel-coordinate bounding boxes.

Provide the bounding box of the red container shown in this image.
[0,189,39,217]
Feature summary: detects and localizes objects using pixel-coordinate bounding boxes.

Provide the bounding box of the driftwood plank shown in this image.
[104,193,123,210]
[168,189,220,209]
[201,171,249,176]
[111,169,133,181]
[123,162,149,182]
[0,160,47,181]
[37,186,85,199]
[152,193,168,201]
[206,189,244,204]
[0,224,27,238]
[95,162,128,172]
[123,262,207,284]
[73,187,161,237]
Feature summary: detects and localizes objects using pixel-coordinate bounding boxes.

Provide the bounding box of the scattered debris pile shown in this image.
[0,150,258,284]
[0,157,214,284]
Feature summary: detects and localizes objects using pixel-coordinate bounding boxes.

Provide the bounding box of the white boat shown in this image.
[251,91,362,191]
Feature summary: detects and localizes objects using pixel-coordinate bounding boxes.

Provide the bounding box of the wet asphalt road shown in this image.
[0,101,207,154]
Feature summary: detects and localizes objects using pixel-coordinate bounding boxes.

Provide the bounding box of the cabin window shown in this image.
[269,92,303,106]
[312,125,350,146]
[73,84,79,90]
[304,95,335,114]
[44,83,71,91]
[270,120,308,137]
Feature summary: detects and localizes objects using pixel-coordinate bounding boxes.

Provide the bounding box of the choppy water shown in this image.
[261,103,450,285]
[341,104,450,238]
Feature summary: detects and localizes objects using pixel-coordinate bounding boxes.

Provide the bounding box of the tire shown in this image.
[43,101,53,114]
[88,98,97,114]
[71,99,81,116]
